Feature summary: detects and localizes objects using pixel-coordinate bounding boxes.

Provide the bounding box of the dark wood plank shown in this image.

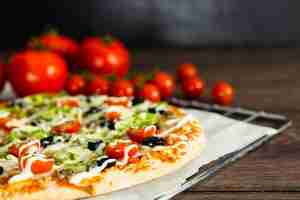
[173,192,300,200]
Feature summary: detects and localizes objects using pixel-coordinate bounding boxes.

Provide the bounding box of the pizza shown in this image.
[0,93,205,200]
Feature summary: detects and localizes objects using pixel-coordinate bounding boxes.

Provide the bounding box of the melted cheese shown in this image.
[160,115,193,137]
[153,141,190,153]
[69,158,116,185]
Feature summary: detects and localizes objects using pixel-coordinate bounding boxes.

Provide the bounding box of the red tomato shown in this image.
[77,36,130,77]
[56,98,80,108]
[65,74,86,95]
[8,50,68,97]
[77,49,106,74]
[177,63,199,81]
[31,158,54,174]
[105,97,129,107]
[86,76,110,95]
[128,126,157,143]
[212,81,234,105]
[130,74,145,89]
[110,80,134,97]
[181,78,205,98]
[138,83,161,102]
[105,143,139,162]
[20,156,54,174]
[8,144,19,157]
[52,120,81,134]
[0,117,11,133]
[28,33,79,59]
[105,111,121,122]
[152,71,175,99]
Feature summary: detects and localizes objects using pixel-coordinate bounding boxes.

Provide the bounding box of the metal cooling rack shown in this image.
[155,98,292,200]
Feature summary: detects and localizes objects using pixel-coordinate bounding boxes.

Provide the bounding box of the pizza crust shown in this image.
[0,120,205,200]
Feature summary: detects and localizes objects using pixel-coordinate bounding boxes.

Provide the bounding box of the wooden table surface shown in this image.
[132,48,300,200]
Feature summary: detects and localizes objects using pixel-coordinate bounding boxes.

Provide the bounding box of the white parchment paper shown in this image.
[86,108,277,200]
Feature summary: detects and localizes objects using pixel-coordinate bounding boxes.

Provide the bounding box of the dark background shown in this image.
[0,0,298,49]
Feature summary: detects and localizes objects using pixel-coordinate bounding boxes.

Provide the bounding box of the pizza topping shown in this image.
[40,136,54,148]
[105,142,140,165]
[83,106,102,116]
[52,120,81,134]
[56,98,80,108]
[127,125,158,143]
[69,157,116,185]
[0,166,3,175]
[87,140,103,151]
[96,156,116,168]
[9,140,41,158]
[131,97,143,106]
[9,154,54,183]
[18,140,41,157]
[142,136,165,147]
[105,111,121,122]
[160,115,193,137]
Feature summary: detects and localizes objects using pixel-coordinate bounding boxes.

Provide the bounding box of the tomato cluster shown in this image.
[0,30,234,105]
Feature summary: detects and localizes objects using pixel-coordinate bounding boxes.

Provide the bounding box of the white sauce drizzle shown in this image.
[18,140,40,156]
[144,125,157,133]
[8,154,46,183]
[69,158,116,185]
[117,144,138,166]
[160,115,193,137]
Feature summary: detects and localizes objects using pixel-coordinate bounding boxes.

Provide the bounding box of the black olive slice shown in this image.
[132,97,143,106]
[142,136,165,147]
[148,108,156,113]
[96,157,116,168]
[88,140,103,151]
[41,136,54,148]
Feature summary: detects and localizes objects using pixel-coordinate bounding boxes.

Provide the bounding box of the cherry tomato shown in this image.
[127,126,158,143]
[20,156,54,174]
[0,117,11,133]
[105,143,139,162]
[30,158,54,174]
[8,144,19,157]
[138,83,161,102]
[56,98,80,108]
[28,32,79,59]
[105,111,121,122]
[181,78,205,98]
[52,120,81,134]
[110,80,134,97]
[105,97,129,107]
[8,50,68,97]
[152,71,175,99]
[86,76,110,95]
[212,81,234,105]
[77,36,130,77]
[65,74,86,95]
[177,63,199,81]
